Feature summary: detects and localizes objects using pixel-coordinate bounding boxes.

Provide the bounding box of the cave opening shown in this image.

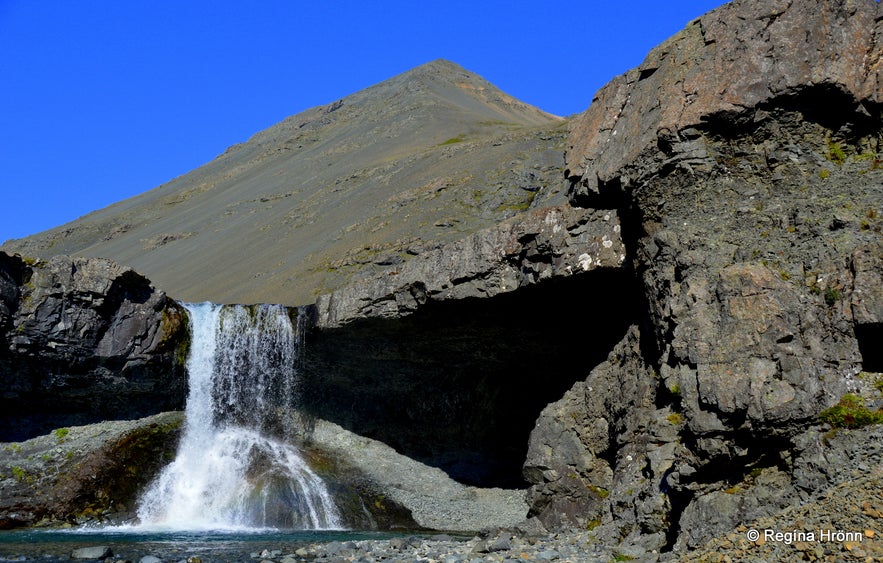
[300,269,639,488]
[856,323,883,373]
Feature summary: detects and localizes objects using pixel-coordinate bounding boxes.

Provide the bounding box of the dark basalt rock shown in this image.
[0,412,184,529]
[520,0,883,552]
[565,0,881,199]
[314,204,627,328]
[0,252,189,441]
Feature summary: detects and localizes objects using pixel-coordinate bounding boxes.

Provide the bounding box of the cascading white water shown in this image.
[137,302,342,531]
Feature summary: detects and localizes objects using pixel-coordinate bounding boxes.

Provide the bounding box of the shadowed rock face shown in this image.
[0,252,188,441]
[302,270,640,488]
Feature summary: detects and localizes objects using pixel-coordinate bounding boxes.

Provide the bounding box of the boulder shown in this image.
[71,546,113,560]
[0,412,184,529]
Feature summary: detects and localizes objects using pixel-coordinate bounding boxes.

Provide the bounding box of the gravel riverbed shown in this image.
[0,530,656,563]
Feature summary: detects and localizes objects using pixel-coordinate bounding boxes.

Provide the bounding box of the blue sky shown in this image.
[0,1,726,244]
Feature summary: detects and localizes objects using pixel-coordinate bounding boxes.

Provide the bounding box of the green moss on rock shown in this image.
[819,394,883,429]
[49,414,184,524]
[300,444,419,530]
[161,303,191,367]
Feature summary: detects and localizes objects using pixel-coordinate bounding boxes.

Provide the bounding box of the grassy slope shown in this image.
[3,60,567,306]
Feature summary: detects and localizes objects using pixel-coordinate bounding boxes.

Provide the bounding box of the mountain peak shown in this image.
[347,59,559,124]
[407,58,467,73]
[397,59,489,85]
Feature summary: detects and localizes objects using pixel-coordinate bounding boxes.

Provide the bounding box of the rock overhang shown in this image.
[565,0,883,200]
[313,204,629,328]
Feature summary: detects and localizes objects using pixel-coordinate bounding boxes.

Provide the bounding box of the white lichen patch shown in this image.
[543,210,563,235]
[577,253,593,271]
[543,210,560,225]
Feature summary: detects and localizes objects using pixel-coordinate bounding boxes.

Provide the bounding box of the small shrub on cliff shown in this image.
[53,427,70,444]
[853,150,877,163]
[825,137,846,165]
[819,394,883,429]
[666,413,684,425]
[823,286,842,306]
[587,484,610,499]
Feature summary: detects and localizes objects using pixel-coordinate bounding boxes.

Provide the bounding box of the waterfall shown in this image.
[137,302,342,531]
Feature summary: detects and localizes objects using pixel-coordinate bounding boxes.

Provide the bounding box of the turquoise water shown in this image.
[0,528,410,562]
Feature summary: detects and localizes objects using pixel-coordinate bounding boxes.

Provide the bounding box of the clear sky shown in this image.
[0,1,726,244]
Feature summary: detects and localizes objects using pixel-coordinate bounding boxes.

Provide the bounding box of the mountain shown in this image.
[2,60,565,306]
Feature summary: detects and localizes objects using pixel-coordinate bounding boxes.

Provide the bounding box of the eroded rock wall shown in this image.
[314,204,627,328]
[302,270,639,489]
[524,0,883,551]
[0,252,189,441]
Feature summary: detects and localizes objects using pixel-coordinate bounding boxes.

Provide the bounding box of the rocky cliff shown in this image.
[532,0,883,551]
[297,0,883,552]
[0,252,189,442]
